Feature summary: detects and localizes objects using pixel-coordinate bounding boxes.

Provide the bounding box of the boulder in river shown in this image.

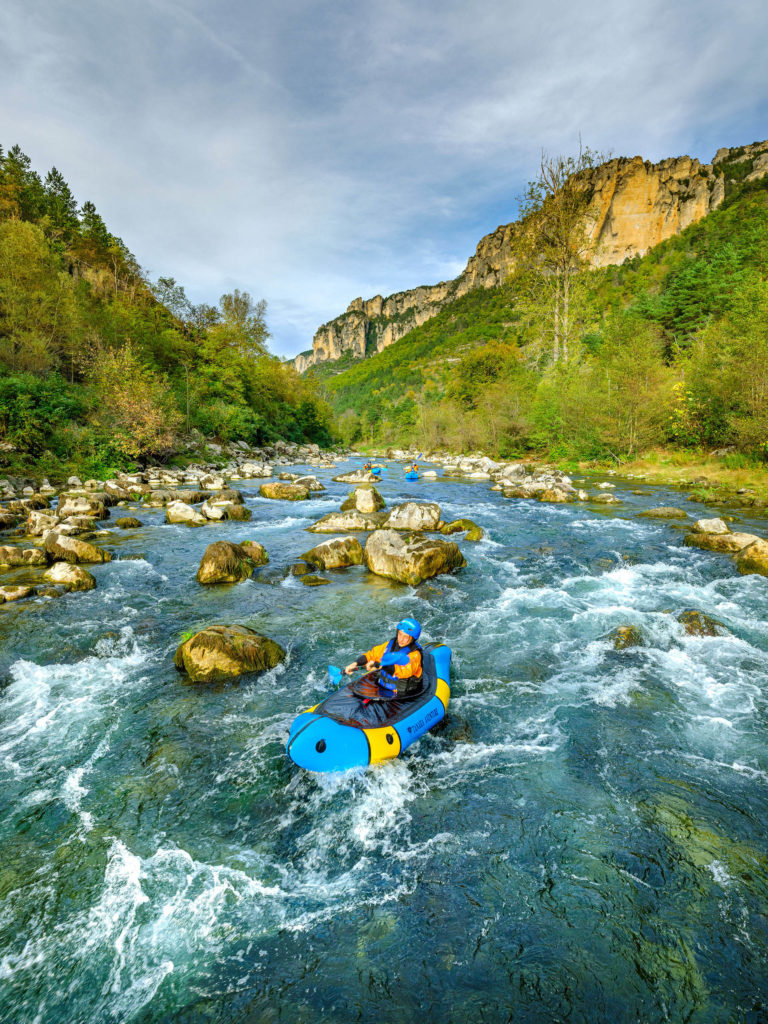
[114,517,143,529]
[638,507,689,519]
[684,531,760,554]
[224,504,252,521]
[610,625,643,650]
[44,561,96,592]
[239,541,269,565]
[364,529,466,586]
[26,510,59,536]
[0,584,35,602]
[259,482,310,501]
[293,475,326,492]
[196,540,266,584]
[733,538,768,577]
[332,471,381,484]
[383,502,442,531]
[591,493,622,504]
[166,501,207,527]
[43,532,112,564]
[340,485,385,514]
[307,509,386,533]
[691,518,730,534]
[174,624,286,683]
[301,574,330,586]
[677,610,727,637]
[439,518,484,541]
[57,494,110,520]
[0,545,47,566]
[300,536,364,569]
[538,487,574,504]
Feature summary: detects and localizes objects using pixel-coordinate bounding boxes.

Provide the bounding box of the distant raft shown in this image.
[286,644,451,772]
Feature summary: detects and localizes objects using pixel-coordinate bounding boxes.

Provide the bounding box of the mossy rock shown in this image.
[610,625,643,650]
[677,610,728,637]
[225,505,252,521]
[174,624,286,682]
[638,507,689,519]
[733,538,768,577]
[114,517,143,528]
[259,482,309,501]
[196,540,267,585]
[340,485,385,514]
[290,562,312,576]
[301,574,330,586]
[439,518,484,542]
[300,536,364,569]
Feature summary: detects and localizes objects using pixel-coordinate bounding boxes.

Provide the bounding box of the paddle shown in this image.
[327,650,410,687]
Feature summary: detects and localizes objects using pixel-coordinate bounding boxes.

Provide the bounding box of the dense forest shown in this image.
[313,157,768,464]
[0,145,333,480]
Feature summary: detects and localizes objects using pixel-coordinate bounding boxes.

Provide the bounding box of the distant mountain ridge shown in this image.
[293,140,768,373]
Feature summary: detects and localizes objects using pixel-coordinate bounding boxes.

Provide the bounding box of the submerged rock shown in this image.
[340,485,385,514]
[300,535,364,569]
[301,574,330,586]
[196,540,267,584]
[44,561,96,592]
[610,625,643,650]
[439,518,484,541]
[364,529,466,586]
[259,482,310,501]
[734,538,768,577]
[174,624,286,682]
[677,610,727,637]
[383,502,442,531]
[639,507,689,519]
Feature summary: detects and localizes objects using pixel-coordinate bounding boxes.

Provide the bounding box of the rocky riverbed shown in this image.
[1,453,768,1023]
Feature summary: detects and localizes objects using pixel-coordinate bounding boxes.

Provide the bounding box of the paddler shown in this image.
[344,618,423,696]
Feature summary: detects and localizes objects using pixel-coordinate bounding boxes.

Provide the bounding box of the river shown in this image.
[1,461,767,1023]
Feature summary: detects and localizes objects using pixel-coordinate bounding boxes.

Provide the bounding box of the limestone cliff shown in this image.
[294,141,768,373]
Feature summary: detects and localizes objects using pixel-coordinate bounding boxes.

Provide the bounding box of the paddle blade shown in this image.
[328,665,343,685]
[380,651,410,668]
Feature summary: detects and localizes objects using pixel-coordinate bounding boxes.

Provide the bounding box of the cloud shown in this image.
[1,0,767,356]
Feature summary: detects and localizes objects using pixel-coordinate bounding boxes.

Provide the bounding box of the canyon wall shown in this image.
[294,141,768,373]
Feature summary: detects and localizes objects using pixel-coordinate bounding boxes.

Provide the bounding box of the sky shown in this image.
[1,0,767,358]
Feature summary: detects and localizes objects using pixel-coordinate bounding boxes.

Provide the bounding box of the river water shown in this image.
[1,462,767,1023]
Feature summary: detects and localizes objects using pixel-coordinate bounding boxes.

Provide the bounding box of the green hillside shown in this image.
[0,144,332,480]
[314,170,768,460]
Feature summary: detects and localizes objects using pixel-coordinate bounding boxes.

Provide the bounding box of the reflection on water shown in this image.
[1,463,768,1023]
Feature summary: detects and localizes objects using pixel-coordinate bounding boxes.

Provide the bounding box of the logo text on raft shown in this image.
[406,708,439,734]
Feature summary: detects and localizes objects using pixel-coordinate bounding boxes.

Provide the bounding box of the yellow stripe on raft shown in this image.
[364,725,402,764]
[435,678,450,710]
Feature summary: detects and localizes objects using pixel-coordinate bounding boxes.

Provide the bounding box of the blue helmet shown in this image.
[396,617,421,640]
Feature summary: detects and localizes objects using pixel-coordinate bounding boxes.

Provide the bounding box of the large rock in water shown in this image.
[383,502,442,531]
[332,471,381,484]
[174,624,286,683]
[340,485,385,514]
[196,540,268,584]
[300,536,364,569]
[166,501,207,526]
[0,545,47,566]
[364,529,466,585]
[639,507,689,519]
[734,538,768,577]
[44,561,96,591]
[57,494,110,520]
[439,518,484,541]
[307,510,386,533]
[259,482,310,501]
[684,531,760,554]
[43,532,112,564]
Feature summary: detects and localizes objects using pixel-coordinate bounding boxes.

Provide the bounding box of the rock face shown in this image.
[174,624,286,683]
[196,541,267,584]
[383,502,442,531]
[294,141,768,373]
[300,536,364,569]
[44,562,96,591]
[259,482,310,501]
[364,529,466,585]
[340,485,385,514]
[734,538,768,577]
